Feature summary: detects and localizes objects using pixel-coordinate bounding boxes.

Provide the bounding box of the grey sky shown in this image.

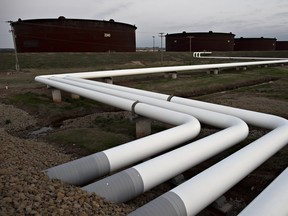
[1,0,287,48]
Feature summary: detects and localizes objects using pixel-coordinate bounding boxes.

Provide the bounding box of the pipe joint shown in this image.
[167,95,174,102]
[131,100,140,116]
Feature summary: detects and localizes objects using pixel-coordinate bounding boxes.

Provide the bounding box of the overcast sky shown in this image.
[1,0,288,48]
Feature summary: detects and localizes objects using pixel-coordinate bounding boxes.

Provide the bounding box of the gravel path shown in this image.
[0,103,135,215]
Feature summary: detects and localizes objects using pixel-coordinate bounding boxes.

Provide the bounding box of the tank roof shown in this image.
[12,17,137,29]
[167,31,235,36]
[235,37,276,40]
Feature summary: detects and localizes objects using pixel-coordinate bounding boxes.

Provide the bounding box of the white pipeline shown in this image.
[38,59,288,79]
[125,87,288,215]
[63,76,285,129]
[54,76,287,210]
[38,76,248,195]
[35,57,288,215]
[194,51,288,60]
[49,76,244,128]
[38,77,200,185]
[89,72,288,215]
[47,76,248,202]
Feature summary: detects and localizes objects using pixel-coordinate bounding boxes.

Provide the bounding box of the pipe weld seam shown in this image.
[167,95,174,102]
[131,100,140,115]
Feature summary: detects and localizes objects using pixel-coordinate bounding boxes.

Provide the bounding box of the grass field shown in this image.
[1,51,288,149]
[1,50,288,72]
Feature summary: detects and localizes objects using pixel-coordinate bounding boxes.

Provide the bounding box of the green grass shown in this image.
[124,67,287,98]
[1,51,288,154]
[4,92,111,121]
[225,67,288,99]
[4,66,288,124]
[92,116,136,137]
[6,92,52,106]
[1,51,287,72]
[45,116,167,153]
[0,52,192,71]
[45,128,133,152]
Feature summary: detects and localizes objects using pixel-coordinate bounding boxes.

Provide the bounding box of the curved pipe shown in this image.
[49,76,245,128]
[37,77,200,185]
[61,76,288,215]
[127,96,288,215]
[193,52,212,57]
[35,58,288,214]
[63,76,285,129]
[82,122,247,203]
[45,76,248,203]
[129,122,288,215]
[83,77,287,216]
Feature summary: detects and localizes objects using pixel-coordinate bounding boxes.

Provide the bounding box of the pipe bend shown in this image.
[52,76,246,129]
[82,116,248,203]
[35,59,288,215]
[39,77,201,185]
[171,96,288,129]
[105,105,201,171]
[131,121,288,216]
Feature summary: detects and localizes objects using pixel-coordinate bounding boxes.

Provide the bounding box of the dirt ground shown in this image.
[1,67,288,215]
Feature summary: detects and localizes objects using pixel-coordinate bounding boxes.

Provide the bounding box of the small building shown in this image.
[166,31,235,52]
[234,37,276,51]
[10,17,137,52]
[276,41,288,51]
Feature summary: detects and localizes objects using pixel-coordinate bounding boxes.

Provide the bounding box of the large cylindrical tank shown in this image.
[11,17,137,52]
[166,31,235,52]
[234,37,276,51]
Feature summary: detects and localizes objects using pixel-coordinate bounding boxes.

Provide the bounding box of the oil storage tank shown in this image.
[10,17,137,52]
[234,37,276,51]
[166,31,235,52]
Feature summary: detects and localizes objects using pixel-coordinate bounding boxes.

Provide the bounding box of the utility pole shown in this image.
[159,32,164,51]
[187,36,195,64]
[159,32,165,64]
[7,21,20,71]
[152,36,155,52]
[187,36,194,53]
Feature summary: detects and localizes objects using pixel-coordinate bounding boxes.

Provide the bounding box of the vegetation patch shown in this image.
[45,128,133,153]
[4,92,114,125]
[92,116,136,137]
